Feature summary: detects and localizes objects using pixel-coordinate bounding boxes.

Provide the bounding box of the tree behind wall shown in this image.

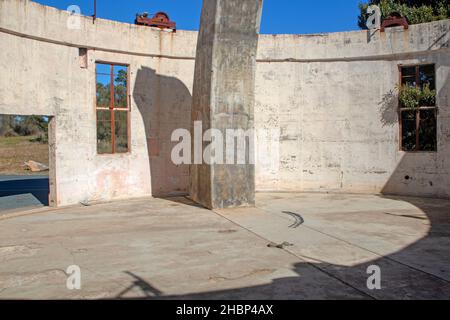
[0,115,17,136]
[96,69,128,152]
[0,115,48,142]
[358,0,449,29]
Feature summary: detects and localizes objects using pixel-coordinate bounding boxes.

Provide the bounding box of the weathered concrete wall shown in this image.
[255,22,450,198]
[1,0,449,205]
[190,0,262,209]
[0,0,196,205]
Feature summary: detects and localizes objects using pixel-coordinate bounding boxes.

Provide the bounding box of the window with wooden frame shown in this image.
[399,64,437,152]
[96,63,129,154]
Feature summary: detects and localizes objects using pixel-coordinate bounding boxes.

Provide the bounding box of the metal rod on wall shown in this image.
[93,0,97,23]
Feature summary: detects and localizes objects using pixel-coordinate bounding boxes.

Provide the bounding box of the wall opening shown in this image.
[96,62,130,154]
[399,64,437,152]
[0,114,56,214]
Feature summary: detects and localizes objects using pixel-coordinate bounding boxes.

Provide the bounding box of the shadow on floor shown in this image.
[116,272,163,299]
[0,175,49,211]
[156,195,207,209]
[111,194,450,300]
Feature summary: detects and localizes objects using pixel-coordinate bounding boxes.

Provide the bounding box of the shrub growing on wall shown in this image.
[398,84,436,110]
[358,0,449,29]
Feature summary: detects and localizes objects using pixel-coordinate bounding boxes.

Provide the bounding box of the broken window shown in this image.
[399,64,437,152]
[96,63,129,154]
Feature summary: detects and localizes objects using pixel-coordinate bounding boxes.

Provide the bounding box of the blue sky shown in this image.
[32,0,363,34]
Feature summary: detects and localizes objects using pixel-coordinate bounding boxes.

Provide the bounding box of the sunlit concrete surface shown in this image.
[2,1,449,207]
[0,193,449,300]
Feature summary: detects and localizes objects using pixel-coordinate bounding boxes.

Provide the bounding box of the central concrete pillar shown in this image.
[190,0,263,209]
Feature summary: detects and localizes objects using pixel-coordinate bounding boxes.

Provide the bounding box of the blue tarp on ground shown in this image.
[0,175,49,214]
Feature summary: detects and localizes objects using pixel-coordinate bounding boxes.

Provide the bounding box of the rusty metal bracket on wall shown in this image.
[381,13,409,32]
[135,12,176,32]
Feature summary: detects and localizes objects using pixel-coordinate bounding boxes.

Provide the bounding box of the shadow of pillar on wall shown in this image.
[133,67,192,197]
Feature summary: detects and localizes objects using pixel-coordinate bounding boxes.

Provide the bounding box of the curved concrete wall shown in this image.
[255,21,450,198]
[0,0,449,205]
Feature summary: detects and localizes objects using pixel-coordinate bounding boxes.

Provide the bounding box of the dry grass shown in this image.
[0,136,49,175]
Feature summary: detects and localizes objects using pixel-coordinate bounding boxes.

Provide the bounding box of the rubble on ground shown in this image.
[23,160,49,172]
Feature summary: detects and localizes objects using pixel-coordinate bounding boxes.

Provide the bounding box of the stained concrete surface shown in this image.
[190,0,262,209]
[0,193,449,299]
[2,1,450,206]
[0,175,49,214]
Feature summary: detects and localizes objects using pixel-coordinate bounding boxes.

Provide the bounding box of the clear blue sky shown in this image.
[32,0,363,34]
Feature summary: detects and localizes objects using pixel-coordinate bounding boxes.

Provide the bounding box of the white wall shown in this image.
[254,22,450,198]
[1,0,449,205]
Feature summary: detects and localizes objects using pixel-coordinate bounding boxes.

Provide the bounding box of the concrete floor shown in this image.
[0,193,449,299]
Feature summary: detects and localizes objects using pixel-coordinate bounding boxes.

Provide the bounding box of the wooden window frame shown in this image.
[95,62,131,154]
[398,63,437,153]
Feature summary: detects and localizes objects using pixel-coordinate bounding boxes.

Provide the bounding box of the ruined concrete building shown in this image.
[0,0,449,207]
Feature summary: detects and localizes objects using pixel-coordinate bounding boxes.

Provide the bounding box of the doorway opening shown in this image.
[0,114,55,215]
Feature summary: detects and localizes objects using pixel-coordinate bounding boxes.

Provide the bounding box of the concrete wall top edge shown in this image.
[1,0,449,61]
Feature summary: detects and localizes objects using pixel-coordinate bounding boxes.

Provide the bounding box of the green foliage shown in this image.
[0,115,19,136]
[115,69,127,86]
[420,84,436,106]
[0,115,48,143]
[96,69,127,108]
[96,82,111,107]
[14,116,47,136]
[398,85,422,109]
[398,84,436,110]
[358,0,449,29]
[115,69,128,108]
[95,68,128,153]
